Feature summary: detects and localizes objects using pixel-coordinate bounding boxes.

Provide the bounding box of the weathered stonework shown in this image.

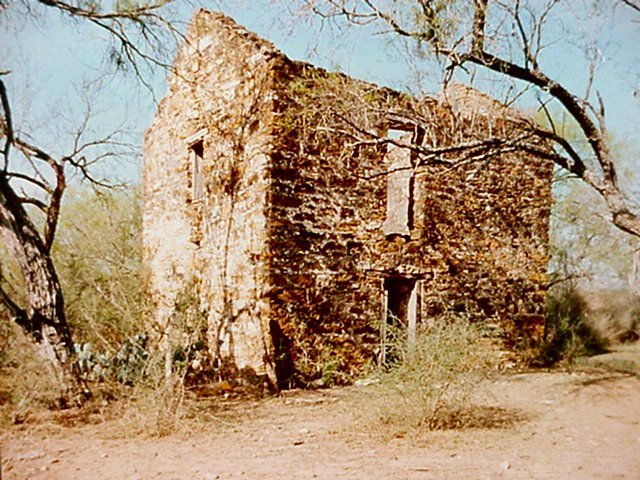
[144,10,553,388]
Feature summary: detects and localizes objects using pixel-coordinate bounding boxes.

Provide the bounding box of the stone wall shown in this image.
[267,68,552,385]
[267,66,389,386]
[144,10,553,388]
[144,10,281,382]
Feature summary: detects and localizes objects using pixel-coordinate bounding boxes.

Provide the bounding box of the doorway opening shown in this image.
[380,276,418,365]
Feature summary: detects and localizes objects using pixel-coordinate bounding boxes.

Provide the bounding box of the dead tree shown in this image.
[0,78,88,403]
[0,0,184,403]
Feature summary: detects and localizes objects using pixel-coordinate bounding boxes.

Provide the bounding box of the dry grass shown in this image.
[576,342,640,377]
[350,314,502,438]
[0,324,67,429]
[581,289,640,345]
[0,373,236,440]
[0,324,224,437]
[540,284,640,368]
[1,315,506,440]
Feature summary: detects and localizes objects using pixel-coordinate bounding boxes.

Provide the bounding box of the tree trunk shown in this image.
[0,176,88,405]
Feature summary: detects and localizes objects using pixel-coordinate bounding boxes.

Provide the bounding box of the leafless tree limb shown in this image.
[0,78,13,170]
[6,171,52,193]
[620,0,640,14]
[303,1,640,237]
[34,0,187,96]
[16,194,48,211]
[0,0,189,401]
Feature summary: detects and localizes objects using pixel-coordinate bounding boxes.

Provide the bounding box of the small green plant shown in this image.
[75,333,150,385]
[539,282,608,365]
[353,313,499,437]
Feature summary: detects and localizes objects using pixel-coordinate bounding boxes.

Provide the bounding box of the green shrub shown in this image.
[75,333,150,385]
[53,187,145,351]
[539,282,608,365]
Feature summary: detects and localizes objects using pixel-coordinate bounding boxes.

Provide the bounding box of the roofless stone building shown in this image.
[143,10,553,389]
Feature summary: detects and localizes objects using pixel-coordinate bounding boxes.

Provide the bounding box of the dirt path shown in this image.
[2,369,640,479]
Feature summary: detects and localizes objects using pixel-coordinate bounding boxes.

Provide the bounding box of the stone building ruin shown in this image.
[143,10,553,388]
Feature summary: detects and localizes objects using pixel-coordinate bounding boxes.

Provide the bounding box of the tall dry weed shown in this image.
[0,323,63,427]
[581,289,640,344]
[352,314,499,437]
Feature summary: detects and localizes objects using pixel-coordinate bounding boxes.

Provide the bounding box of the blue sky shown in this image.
[2,0,639,285]
[2,0,638,183]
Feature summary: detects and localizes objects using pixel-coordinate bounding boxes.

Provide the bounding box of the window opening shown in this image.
[191,139,204,202]
[387,128,406,141]
[383,130,412,237]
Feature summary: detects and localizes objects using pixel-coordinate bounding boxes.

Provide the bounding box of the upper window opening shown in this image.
[190,139,205,202]
[383,130,412,237]
[387,128,406,141]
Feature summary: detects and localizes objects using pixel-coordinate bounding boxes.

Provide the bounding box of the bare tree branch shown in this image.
[0,282,28,329]
[0,77,13,170]
[36,0,183,78]
[303,0,640,238]
[17,194,48,212]
[6,171,53,193]
[0,0,190,403]
[620,0,640,14]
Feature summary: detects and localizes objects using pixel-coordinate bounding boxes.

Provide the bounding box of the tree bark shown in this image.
[0,175,88,405]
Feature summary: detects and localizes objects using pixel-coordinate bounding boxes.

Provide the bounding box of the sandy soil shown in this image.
[2,368,639,480]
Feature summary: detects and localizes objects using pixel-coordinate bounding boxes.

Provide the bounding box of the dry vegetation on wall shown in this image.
[269,64,552,384]
[267,66,393,386]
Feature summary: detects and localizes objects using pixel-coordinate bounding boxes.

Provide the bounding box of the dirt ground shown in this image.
[2,366,640,480]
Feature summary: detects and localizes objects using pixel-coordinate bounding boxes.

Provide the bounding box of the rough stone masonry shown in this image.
[143,9,553,389]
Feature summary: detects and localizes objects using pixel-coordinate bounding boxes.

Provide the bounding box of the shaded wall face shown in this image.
[268,72,553,384]
[376,131,552,348]
[409,150,552,343]
[267,146,387,386]
[407,108,553,346]
[267,70,390,385]
[144,12,277,382]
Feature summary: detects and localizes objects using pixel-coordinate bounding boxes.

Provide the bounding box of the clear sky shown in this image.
[2,0,639,286]
[2,0,638,183]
